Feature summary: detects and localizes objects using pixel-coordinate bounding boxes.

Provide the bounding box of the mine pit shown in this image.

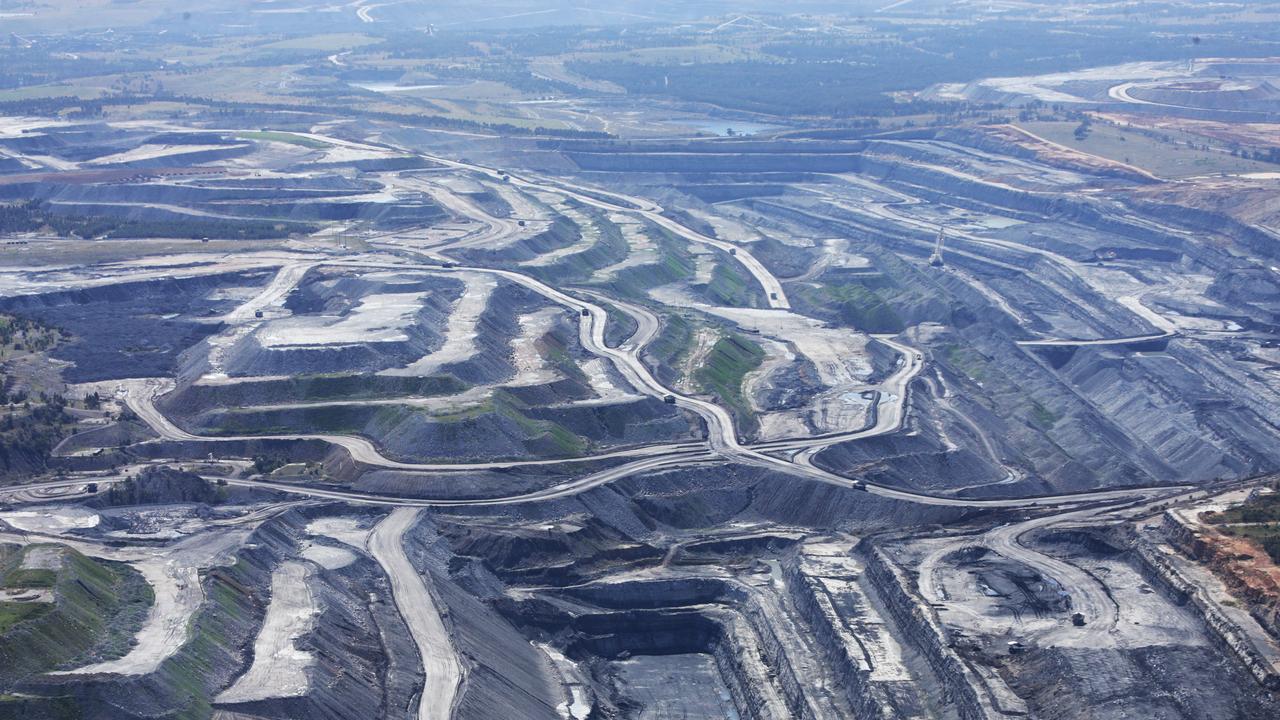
[4,22,1280,718]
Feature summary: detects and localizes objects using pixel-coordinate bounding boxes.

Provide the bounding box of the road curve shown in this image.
[1016,331,1175,348]
[110,252,1188,511]
[380,145,790,309]
[120,377,703,471]
[983,507,1120,641]
[220,262,315,324]
[368,508,463,720]
[52,127,1195,515]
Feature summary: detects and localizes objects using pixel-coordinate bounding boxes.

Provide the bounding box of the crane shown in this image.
[929,226,946,267]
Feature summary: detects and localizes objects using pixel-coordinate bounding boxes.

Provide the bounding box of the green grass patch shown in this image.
[1205,491,1280,526]
[4,569,57,588]
[0,603,51,634]
[1016,120,1279,179]
[643,313,694,387]
[236,131,331,149]
[1218,522,1280,564]
[0,545,153,685]
[941,343,990,384]
[796,280,905,333]
[1029,401,1059,430]
[694,334,764,436]
[494,393,588,456]
[535,331,589,384]
[703,258,760,308]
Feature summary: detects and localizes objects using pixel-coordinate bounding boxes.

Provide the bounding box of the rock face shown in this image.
[1132,515,1280,690]
[403,515,563,720]
[856,543,1015,720]
[417,467,987,720]
[0,271,268,382]
[5,507,421,720]
[8,45,1280,720]
[0,546,152,689]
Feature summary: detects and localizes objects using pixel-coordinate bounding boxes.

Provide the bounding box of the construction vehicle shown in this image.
[1072,612,1086,627]
[929,227,945,267]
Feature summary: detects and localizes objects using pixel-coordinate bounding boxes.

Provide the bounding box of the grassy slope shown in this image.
[694,334,764,437]
[1016,120,1279,179]
[0,544,153,684]
[1205,490,1280,563]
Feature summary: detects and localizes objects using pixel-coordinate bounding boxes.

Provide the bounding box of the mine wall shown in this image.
[1157,511,1280,631]
[856,541,1027,720]
[221,338,421,378]
[219,513,412,720]
[308,157,435,173]
[0,269,270,314]
[1128,198,1280,262]
[742,196,1035,280]
[347,467,578,502]
[568,151,865,173]
[930,127,1156,183]
[38,200,300,227]
[541,543,1005,720]
[456,215,582,265]
[104,145,254,169]
[170,198,446,224]
[540,138,871,155]
[930,327,1187,489]
[505,573,821,720]
[562,577,742,609]
[854,150,1213,261]
[0,270,271,383]
[863,338,904,385]
[804,393,1013,498]
[436,281,543,385]
[0,180,370,204]
[213,277,460,378]
[197,175,378,192]
[163,375,466,416]
[715,608,794,720]
[562,603,791,720]
[1050,347,1248,483]
[781,561,905,720]
[739,466,974,530]
[134,437,334,464]
[404,516,564,720]
[19,510,303,719]
[738,592,823,719]
[1123,515,1280,689]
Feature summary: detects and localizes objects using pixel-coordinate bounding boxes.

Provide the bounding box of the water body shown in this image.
[687,120,782,136]
[353,82,445,93]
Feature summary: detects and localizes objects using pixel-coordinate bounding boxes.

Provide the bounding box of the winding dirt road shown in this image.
[367,508,463,720]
